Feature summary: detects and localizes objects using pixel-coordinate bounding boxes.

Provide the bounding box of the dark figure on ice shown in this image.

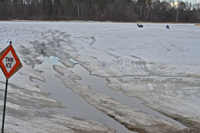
[166,25,170,29]
[137,24,143,28]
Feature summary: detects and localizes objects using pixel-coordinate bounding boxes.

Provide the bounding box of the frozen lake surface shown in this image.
[0,21,199,133]
[33,55,135,133]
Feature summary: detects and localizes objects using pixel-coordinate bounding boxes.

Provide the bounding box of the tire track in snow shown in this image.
[55,64,182,133]
[28,28,138,133]
[105,48,153,76]
[32,28,187,132]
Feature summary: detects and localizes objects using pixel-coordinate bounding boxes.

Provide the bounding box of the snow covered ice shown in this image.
[0,21,200,133]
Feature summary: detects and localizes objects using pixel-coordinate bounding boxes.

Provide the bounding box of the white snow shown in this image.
[0,21,200,132]
[54,64,181,133]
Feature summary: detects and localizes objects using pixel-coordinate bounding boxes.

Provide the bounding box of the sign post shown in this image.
[2,79,8,133]
[0,41,22,133]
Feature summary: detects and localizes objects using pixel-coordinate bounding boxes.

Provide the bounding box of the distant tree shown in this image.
[0,0,199,22]
[145,0,152,21]
[194,3,200,21]
[0,0,5,19]
[0,0,4,5]
[137,0,147,20]
[66,0,73,11]
[53,0,61,19]
[75,0,80,20]
[43,0,52,16]
[179,1,186,10]
[0,0,5,9]
[97,0,108,20]
[98,0,108,9]
[124,0,131,3]
[65,0,73,18]
[175,0,180,22]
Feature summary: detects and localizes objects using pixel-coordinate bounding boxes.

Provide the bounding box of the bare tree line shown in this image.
[0,0,199,22]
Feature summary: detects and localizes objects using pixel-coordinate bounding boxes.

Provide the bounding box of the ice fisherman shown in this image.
[137,23,143,28]
[166,25,170,29]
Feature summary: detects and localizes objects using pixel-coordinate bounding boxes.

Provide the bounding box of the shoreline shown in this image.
[0,20,197,24]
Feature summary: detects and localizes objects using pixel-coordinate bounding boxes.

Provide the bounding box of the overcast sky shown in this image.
[161,0,200,4]
[193,0,200,3]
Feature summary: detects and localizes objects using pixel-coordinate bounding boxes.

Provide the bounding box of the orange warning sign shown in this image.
[0,45,22,79]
